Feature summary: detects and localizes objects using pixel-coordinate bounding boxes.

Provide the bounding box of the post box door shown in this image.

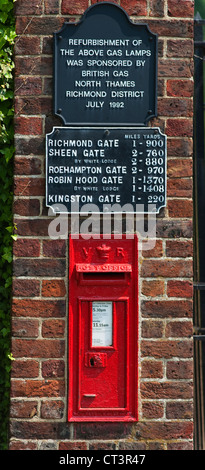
[68,235,138,422]
[80,299,129,411]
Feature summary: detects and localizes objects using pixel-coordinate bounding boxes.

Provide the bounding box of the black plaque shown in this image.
[54,2,157,126]
[46,127,166,214]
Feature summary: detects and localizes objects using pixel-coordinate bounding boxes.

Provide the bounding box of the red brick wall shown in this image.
[10,0,194,450]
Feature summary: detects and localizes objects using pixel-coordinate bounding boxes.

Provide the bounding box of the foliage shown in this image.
[0,0,16,450]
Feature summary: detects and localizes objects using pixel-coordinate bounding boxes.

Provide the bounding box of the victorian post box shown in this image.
[68,235,138,421]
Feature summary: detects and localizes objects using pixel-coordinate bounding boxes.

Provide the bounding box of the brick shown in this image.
[42,360,65,378]
[15,220,50,237]
[15,0,43,15]
[15,36,41,55]
[166,119,193,137]
[59,442,88,450]
[62,0,89,14]
[41,400,64,419]
[141,320,164,337]
[149,0,164,17]
[120,0,147,15]
[15,56,52,76]
[12,279,40,297]
[159,59,193,78]
[168,199,193,217]
[167,39,193,57]
[12,299,66,318]
[15,77,42,96]
[141,360,164,378]
[141,280,164,297]
[167,137,193,157]
[158,98,192,117]
[167,79,194,97]
[166,320,193,338]
[156,219,193,238]
[45,0,60,14]
[166,401,193,419]
[135,422,193,440]
[166,240,193,257]
[118,441,146,450]
[168,442,193,450]
[167,281,193,298]
[141,381,193,399]
[141,260,193,277]
[42,319,65,338]
[141,339,193,358]
[15,16,64,36]
[43,240,66,257]
[10,421,60,439]
[167,178,192,197]
[168,0,194,17]
[42,280,66,297]
[142,402,164,419]
[15,116,43,135]
[89,442,116,450]
[13,239,40,257]
[9,441,37,450]
[11,360,39,378]
[10,400,38,418]
[13,259,66,277]
[146,19,193,38]
[14,177,44,196]
[141,300,192,318]
[15,96,52,115]
[15,138,44,156]
[142,239,163,258]
[166,360,193,379]
[14,157,42,176]
[167,159,192,178]
[13,199,40,217]
[73,423,131,440]
[11,379,65,398]
[12,339,65,359]
[12,318,39,338]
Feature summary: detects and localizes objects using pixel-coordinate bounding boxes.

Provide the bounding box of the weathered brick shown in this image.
[12,299,66,318]
[12,318,39,338]
[166,240,193,257]
[167,39,193,57]
[158,98,192,117]
[159,59,193,78]
[59,442,88,450]
[42,319,65,338]
[14,157,42,176]
[15,116,43,135]
[141,320,164,337]
[13,239,40,258]
[45,0,60,15]
[141,259,193,277]
[42,360,65,378]
[142,239,163,258]
[12,339,65,359]
[166,119,193,137]
[9,441,37,450]
[166,359,193,379]
[166,401,193,419]
[141,339,193,358]
[15,0,43,15]
[135,422,193,440]
[167,178,192,197]
[120,0,147,15]
[141,381,193,399]
[14,177,44,196]
[12,279,40,297]
[13,199,40,217]
[11,360,39,378]
[15,77,42,96]
[62,0,89,14]
[167,159,192,178]
[43,240,66,257]
[166,320,193,338]
[41,400,64,419]
[141,300,192,318]
[15,36,41,55]
[141,280,165,297]
[149,0,164,17]
[141,360,164,378]
[42,280,66,297]
[10,400,38,418]
[167,79,193,97]
[168,0,194,17]
[167,280,193,298]
[168,199,193,217]
[13,259,66,277]
[142,402,164,419]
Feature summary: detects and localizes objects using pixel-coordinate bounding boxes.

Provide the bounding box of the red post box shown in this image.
[68,235,138,422]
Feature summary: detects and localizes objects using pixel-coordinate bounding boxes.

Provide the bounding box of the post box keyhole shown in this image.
[90,357,95,367]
